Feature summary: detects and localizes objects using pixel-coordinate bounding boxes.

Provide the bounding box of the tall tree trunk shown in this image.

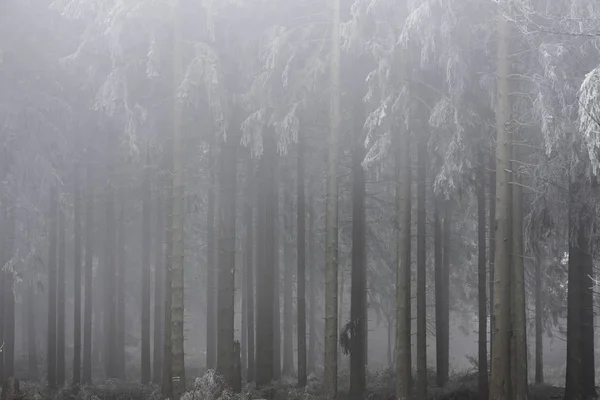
[282,180,294,377]
[47,184,58,388]
[27,282,38,380]
[395,99,412,400]
[442,205,451,384]
[241,249,248,381]
[3,198,15,379]
[162,182,173,399]
[73,166,82,386]
[244,157,255,382]
[256,134,276,387]
[206,136,218,371]
[0,206,4,384]
[581,209,596,398]
[116,184,126,379]
[273,167,281,381]
[416,124,427,400]
[489,6,512,398]
[170,7,186,398]
[307,195,316,375]
[434,202,444,387]
[216,129,238,390]
[104,176,117,378]
[350,102,367,399]
[488,150,496,364]
[153,185,165,384]
[142,155,152,384]
[297,133,307,387]
[57,200,66,386]
[534,246,543,385]
[83,163,94,384]
[338,270,344,370]
[477,149,489,400]
[324,0,341,396]
[511,147,527,400]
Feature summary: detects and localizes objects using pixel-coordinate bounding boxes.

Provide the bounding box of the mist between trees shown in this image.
[1,1,600,400]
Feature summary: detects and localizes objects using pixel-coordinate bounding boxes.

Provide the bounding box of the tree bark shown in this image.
[27,282,38,380]
[581,202,596,398]
[416,123,427,400]
[488,150,496,365]
[442,205,451,384]
[116,184,126,379]
[83,162,94,384]
[477,149,489,399]
[47,183,58,388]
[395,98,412,400]
[206,135,218,371]
[142,154,152,384]
[245,157,255,382]
[273,165,281,381]
[534,245,543,385]
[307,195,316,375]
[73,165,82,386]
[57,199,66,386]
[434,202,444,387]
[153,184,165,384]
[0,209,4,384]
[489,6,512,398]
[297,132,307,387]
[3,198,15,380]
[350,100,367,399]
[282,178,295,377]
[511,145,527,400]
[104,176,118,379]
[256,134,276,387]
[324,0,341,396]
[216,128,238,390]
[162,178,173,399]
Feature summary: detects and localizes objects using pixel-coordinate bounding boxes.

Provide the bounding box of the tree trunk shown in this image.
[307,195,316,375]
[142,155,152,384]
[324,0,341,396]
[442,205,451,384]
[116,184,126,379]
[83,162,94,384]
[534,245,543,385]
[153,184,165,384]
[3,199,15,380]
[395,97,412,400]
[245,157,255,382]
[489,6,512,398]
[511,146,527,400]
[206,135,218,371]
[162,184,173,399]
[256,133,276,387]
[350,100,367,399]
[297,132,307,387]
[273,167,281,381]
[216,129,238,390]
[416,123,427,400]
[0,210,4,384]
[477,149,489,399]
[434,202,444,387]
[104,176,118,378]
[488,151,496,365]
[27,282,38,380]
[282,179,295,377]
[338,269,345,370]
[581,208,596,398]
[47,184,58,388]
[73,165,82,386]
[56,200,66,386]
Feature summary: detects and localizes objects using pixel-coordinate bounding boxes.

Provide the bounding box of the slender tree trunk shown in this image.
[83,162,94,384]
[273,167,281,381]
[206,136,218,371]
[416,124,427,400]
[297,133,307,387]
[104,176,118,378]
[142,155,152,384]
[47,184,58,388]
[395,100,412,400]
[488,151,496,364]
[153,185,165,384]
[477,149,489,399]
[434,202,444,387]
[73,166,82,386]
[3,199,15,379]
[534,246,543,385]
[0,207,4,384]
[581,214,596,398]
[216,128,238,390]
[338,270,345,369]
[241,250,248,381]
[245,157,255,382]
[511,146,527,400]
[57,201,66,386]
[27,282,38,380]
[162,182,173,399]
[350,101,367,399]
[489,6,512,398]
[324,0,341,395]
[282,180,295,377]
[307,195,316,375]
[116,184,126,379]
[256,134,276,387]
[442,205,451,384]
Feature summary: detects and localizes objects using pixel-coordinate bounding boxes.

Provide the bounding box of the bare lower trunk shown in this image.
[534,246,543,384]
[477,149,489,399]
[104,177,118,379]
[142,156,152,384]
[57,202,66,386]
[282,180,295,377]
[27,283,38,380]
[206,136,218,371]
[416,124,427,399]
[116,186,126,379]
[488,152,496,364]
[434,202,443,387]
[153,186,165,384]
[73,166,82,386]
[245,157,255,382]
[297,135,307,387]
[273,167,281,381]
[47,184,58,388]
[581,214,596,398]
[307,196,316,375]
[83,163,94,384]
[3,201,16,379]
